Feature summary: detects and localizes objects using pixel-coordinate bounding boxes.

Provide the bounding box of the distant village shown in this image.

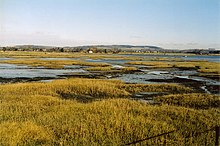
[0,45,219,55]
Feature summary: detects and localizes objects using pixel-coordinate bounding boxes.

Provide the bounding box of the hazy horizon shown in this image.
[0,0,219,49]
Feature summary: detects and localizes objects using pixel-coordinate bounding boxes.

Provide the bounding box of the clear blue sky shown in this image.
[0,0,219,49]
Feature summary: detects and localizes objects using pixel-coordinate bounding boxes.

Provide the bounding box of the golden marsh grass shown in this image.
[0,51,219,145]
[0,98,218,145]
[0,78,219,145]
[0,59,110,69]
[127,61,220,75]
[127,61,173,68]
[155,93,220,109]
[0,78,192,100]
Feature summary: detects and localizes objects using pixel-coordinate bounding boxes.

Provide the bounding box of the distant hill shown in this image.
[11,45,163,50]
[14,45,55,49]
[1,45,219,54]
[70,45,164,51]
[6,45,165,52]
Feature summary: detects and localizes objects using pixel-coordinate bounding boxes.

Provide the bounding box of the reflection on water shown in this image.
[115,73,172,84]
[0,63,29,69]
[0,63,86,78]
[0,69,86,78]
[171,70,198,76]
[116,69,220,88]
[148,71,169,75]
[0,58,14,61]
[181,55,220,62]
[111,65,124,69]
[0,56,219,95]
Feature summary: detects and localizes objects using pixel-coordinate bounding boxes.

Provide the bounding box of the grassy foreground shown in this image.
[0,78,219,145]
[155,93,220,109]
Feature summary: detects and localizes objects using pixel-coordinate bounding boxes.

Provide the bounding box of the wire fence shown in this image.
[125,126,220,146]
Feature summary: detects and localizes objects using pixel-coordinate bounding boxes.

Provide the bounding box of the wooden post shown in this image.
[215,126,220,146]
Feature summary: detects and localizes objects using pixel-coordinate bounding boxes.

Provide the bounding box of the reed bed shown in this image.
[0,78,219,145]
[85,66,113,71]
[0,51,185,61]
[0,59,110,69]
[0,97,219,145]
[0,100,218,145]
[0,51,83,58]
[0,78,192,100]
[127,61,173,68]
[0,51,146,61]
[155,93,220,109]
[120,83,193,94]
[127,61,220,75]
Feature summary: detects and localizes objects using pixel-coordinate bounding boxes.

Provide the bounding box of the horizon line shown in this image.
[0,44,219,50]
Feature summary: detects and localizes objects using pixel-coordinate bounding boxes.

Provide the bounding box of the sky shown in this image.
[0,0,219,49]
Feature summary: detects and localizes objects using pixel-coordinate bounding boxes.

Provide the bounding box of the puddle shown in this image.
[0,58,14,61]
[38,79,54,83]
[148,71,169,75]
[171,70,198,76]
[115,73,172,84]
[111,65,124,69]
[0,63,29,69]
[86,59,102,62]
[140,69,150,72]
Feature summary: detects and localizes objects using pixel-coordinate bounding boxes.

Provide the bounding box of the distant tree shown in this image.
[60,48,64,52]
